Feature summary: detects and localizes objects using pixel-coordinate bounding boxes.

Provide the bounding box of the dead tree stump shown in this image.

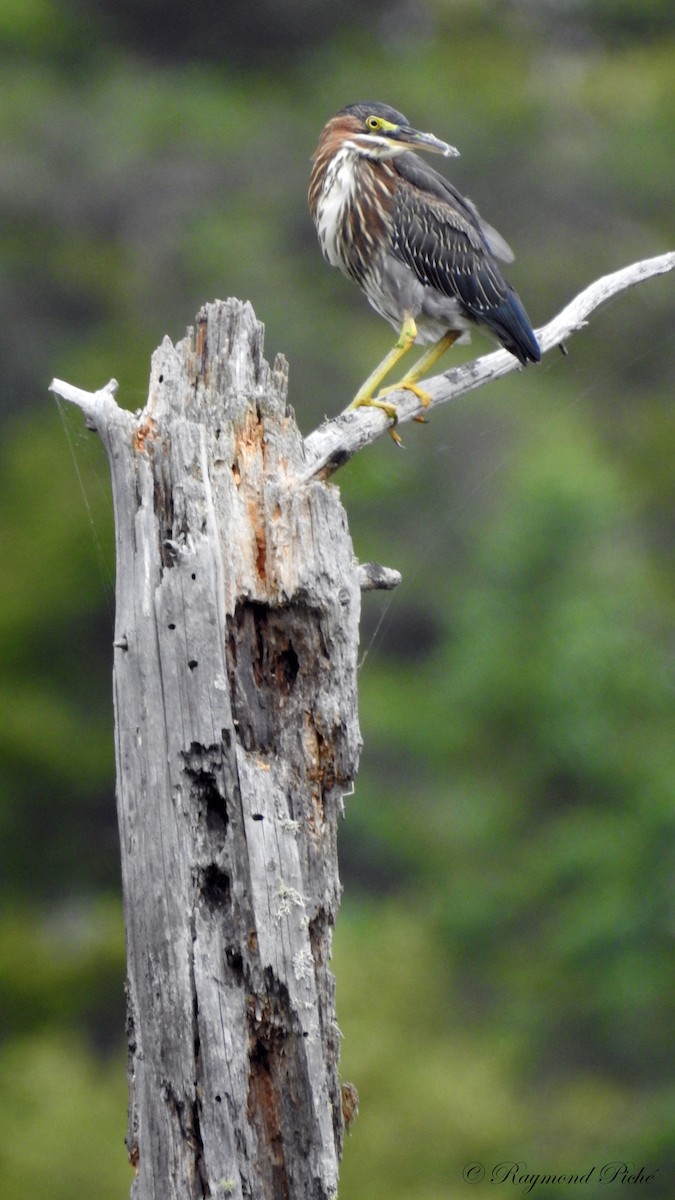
[49,252,673,1199]
[59,300,362,1199]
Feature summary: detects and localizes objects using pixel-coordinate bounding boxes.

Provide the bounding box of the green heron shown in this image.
[309,101,540,436]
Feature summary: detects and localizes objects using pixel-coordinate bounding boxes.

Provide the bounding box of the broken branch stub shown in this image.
[82,299,362,1199]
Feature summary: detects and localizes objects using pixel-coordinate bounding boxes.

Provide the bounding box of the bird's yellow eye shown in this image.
[366,116,381,131]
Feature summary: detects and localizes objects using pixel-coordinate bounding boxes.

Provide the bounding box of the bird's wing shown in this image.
[391,162,540,363]
[392,175,512,321]
[394,151,515,263]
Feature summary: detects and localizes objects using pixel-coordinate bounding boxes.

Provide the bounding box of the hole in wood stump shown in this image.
[276,642,299,688]
[226,599,325,753]
[225,946,243,975]
[181,742,229,839]
[308,907,333,974]
[196,864,231,910]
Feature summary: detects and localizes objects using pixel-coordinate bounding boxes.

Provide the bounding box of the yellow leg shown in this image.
[377,330,460,412]
[346,316,418,422]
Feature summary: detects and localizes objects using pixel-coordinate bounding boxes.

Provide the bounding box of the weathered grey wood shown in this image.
[54,300,362,1200]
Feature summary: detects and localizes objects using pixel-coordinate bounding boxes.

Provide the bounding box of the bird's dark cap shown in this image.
[338,101,410,126]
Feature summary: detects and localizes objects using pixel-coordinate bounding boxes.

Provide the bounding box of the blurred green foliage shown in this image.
[0,0,673,1196]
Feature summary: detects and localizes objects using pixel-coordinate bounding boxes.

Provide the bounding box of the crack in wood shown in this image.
[245,977,298,1200]
[125,979,140,1172]
[148,438,177,569]
[246,1039,289,1200]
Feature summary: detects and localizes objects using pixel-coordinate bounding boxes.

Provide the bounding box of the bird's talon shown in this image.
[371,399,399,423]
[408,384,431,408]
[346,396,402,443]
[377,381,431,407]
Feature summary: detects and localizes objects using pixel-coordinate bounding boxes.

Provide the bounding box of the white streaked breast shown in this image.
[314,148,357,271]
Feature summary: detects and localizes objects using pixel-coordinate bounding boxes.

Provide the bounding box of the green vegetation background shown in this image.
[0,1,673,1196]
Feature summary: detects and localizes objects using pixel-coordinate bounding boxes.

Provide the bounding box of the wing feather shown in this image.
[394,151,515,263]
[391,156,540,364]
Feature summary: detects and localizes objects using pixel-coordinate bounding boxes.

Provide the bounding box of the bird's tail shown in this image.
[493,285,541,364]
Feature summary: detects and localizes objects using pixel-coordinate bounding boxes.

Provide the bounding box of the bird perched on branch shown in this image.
[309,101,540,438]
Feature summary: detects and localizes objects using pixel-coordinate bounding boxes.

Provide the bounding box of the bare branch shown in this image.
[356,562,402,591]
[49,376,121,429]
[300,251,675,482]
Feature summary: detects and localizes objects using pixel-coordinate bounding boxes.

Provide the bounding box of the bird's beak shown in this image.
[391,123,460,158]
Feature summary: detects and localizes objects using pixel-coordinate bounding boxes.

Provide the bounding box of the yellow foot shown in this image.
[376,380,432,408]
[375,379,432,438]
[346,395,403,443]
[347,395,398,421]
